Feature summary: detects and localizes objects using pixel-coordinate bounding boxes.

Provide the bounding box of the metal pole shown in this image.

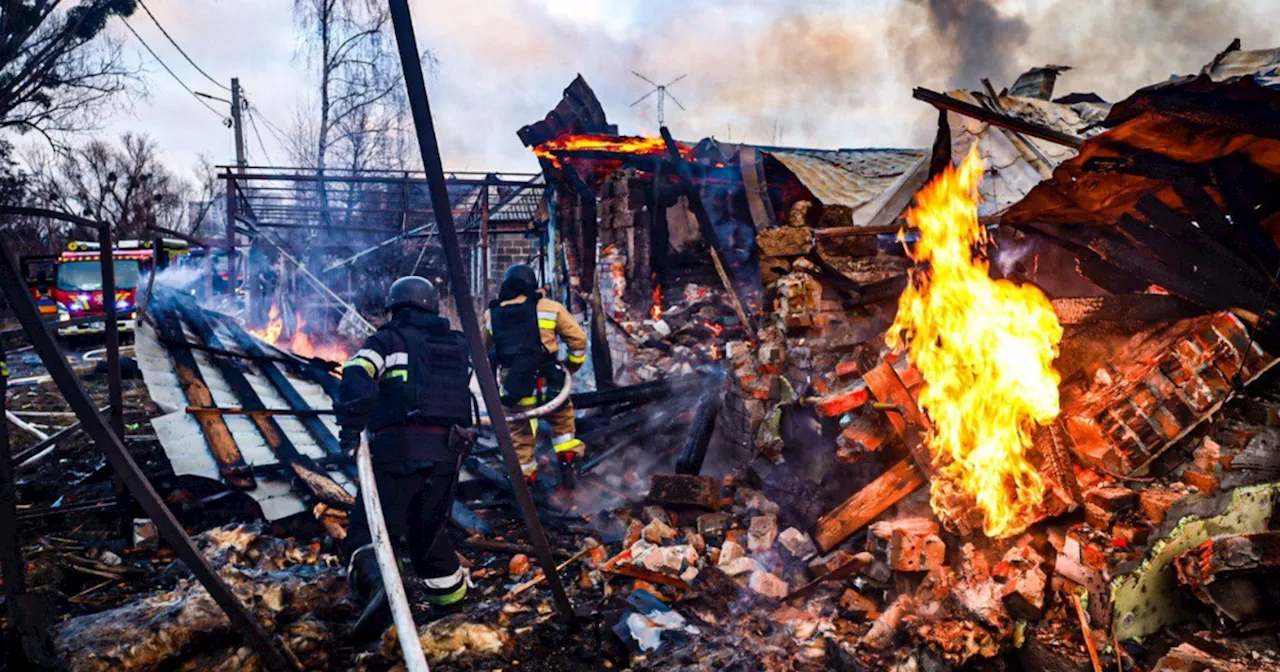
[387,0,576,623]
[0,351,28,666]
[225,171,238,297]
[480,176,491,305]
[97,225,132,543]
[231,78,247,173]
[0,237,299,672]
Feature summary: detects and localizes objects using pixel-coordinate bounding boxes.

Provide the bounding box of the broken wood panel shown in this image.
[1132,194,1272,294]
[813,458,926,552]
[1030,223,1240,311]
[180,304,353,514]
[1050,294,1204,326]
[151,305,255,490]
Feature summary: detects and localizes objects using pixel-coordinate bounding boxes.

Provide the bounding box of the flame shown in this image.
[704,320,724,337]
[650,275,662,321]
[247,304,349,363]
[288,313,350,363]
[533,133,692,167]
[248,304,283,343]
[886,147,1062,539]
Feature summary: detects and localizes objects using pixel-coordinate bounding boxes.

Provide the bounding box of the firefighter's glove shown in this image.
[339,428,362,455]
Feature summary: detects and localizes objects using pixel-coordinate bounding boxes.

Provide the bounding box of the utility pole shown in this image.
[230,78,246,174]
[228,78,244,296]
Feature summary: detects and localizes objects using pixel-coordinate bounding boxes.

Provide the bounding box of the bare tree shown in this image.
[0,0,139,148]
[292,0,407,175]
[28,132,192,240]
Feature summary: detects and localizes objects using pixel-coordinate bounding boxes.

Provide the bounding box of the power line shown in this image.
[245,108,274,165]
[135,0,231,92]
[121,19,227,121]
[244,98,289,145]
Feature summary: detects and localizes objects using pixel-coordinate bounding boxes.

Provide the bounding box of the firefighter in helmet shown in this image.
[336,276,475,639]
[483,263,588,485]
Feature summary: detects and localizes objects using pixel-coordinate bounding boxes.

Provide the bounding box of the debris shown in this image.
[1173,531,1280,623]
[697,512,730,537]
[747,570,789,600]
[747,514,778,553]
[777,527,817,561]
[869,518,945,572]
[643,518,678,544]
[861,595,912,650]
[647,473,720,510]
[508,554,531,577]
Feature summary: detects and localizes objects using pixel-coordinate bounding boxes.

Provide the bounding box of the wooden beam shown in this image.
[861,362,934,479]
[913,87,1083,149]
[813,458,926,552]
[1030,223,1238,311]
[1211,157,1280,272]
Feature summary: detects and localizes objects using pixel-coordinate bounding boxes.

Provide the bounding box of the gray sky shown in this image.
[89,0,1280,180]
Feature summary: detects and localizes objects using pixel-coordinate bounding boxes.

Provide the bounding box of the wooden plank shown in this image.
[1211,157,1280,271]
[813,458,926,552]
[861,362,934,478]
[1132,194,1270,294]
[0,234,298,672]
[1030,222,1238,311]
[151,304,255,490]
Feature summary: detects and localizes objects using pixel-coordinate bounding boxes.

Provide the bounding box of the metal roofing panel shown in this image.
[767,149,924,213]
[1202,46,1280,88]
[940,90,1105,218]
[136,308,354,522]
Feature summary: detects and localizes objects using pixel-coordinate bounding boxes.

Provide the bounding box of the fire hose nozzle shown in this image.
[872,402,903,413]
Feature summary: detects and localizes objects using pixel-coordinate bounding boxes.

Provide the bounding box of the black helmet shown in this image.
[386,276,439,313]
[503,264,537,289]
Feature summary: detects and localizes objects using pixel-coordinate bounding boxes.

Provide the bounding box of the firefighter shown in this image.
[336,276,475,640]
[483,263,588,486]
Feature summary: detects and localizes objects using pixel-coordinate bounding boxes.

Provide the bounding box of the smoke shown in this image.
[895,0,1275,100]
[912,0,1031,89]
[152,264,205,292]
[426,0,1278,168]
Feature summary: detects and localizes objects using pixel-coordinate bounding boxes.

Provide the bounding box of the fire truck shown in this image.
[54,239,188,336]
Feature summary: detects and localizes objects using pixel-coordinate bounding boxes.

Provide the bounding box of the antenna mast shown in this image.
[631,71,688,125]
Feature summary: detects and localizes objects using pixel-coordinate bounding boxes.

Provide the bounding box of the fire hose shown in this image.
[478,366,574,425]
[355,431,430,672]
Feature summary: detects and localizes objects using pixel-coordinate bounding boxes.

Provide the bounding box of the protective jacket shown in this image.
[482,293,587,406]
[337,310,474,461]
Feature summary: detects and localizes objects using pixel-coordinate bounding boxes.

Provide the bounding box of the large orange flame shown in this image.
[533,133,691,167]
[886,147,1062,538]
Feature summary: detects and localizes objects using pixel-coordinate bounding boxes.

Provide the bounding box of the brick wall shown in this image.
[487,232,535,297]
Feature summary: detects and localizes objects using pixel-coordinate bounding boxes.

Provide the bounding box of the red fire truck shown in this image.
[54,239,188,335]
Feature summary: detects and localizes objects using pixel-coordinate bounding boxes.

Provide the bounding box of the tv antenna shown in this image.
[631,71,687,125]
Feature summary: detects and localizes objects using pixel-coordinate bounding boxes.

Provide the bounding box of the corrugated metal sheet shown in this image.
[945,90,1110,218]
[766,148,925,217]
[1202,46,1280,88]
[135,306,354,521]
